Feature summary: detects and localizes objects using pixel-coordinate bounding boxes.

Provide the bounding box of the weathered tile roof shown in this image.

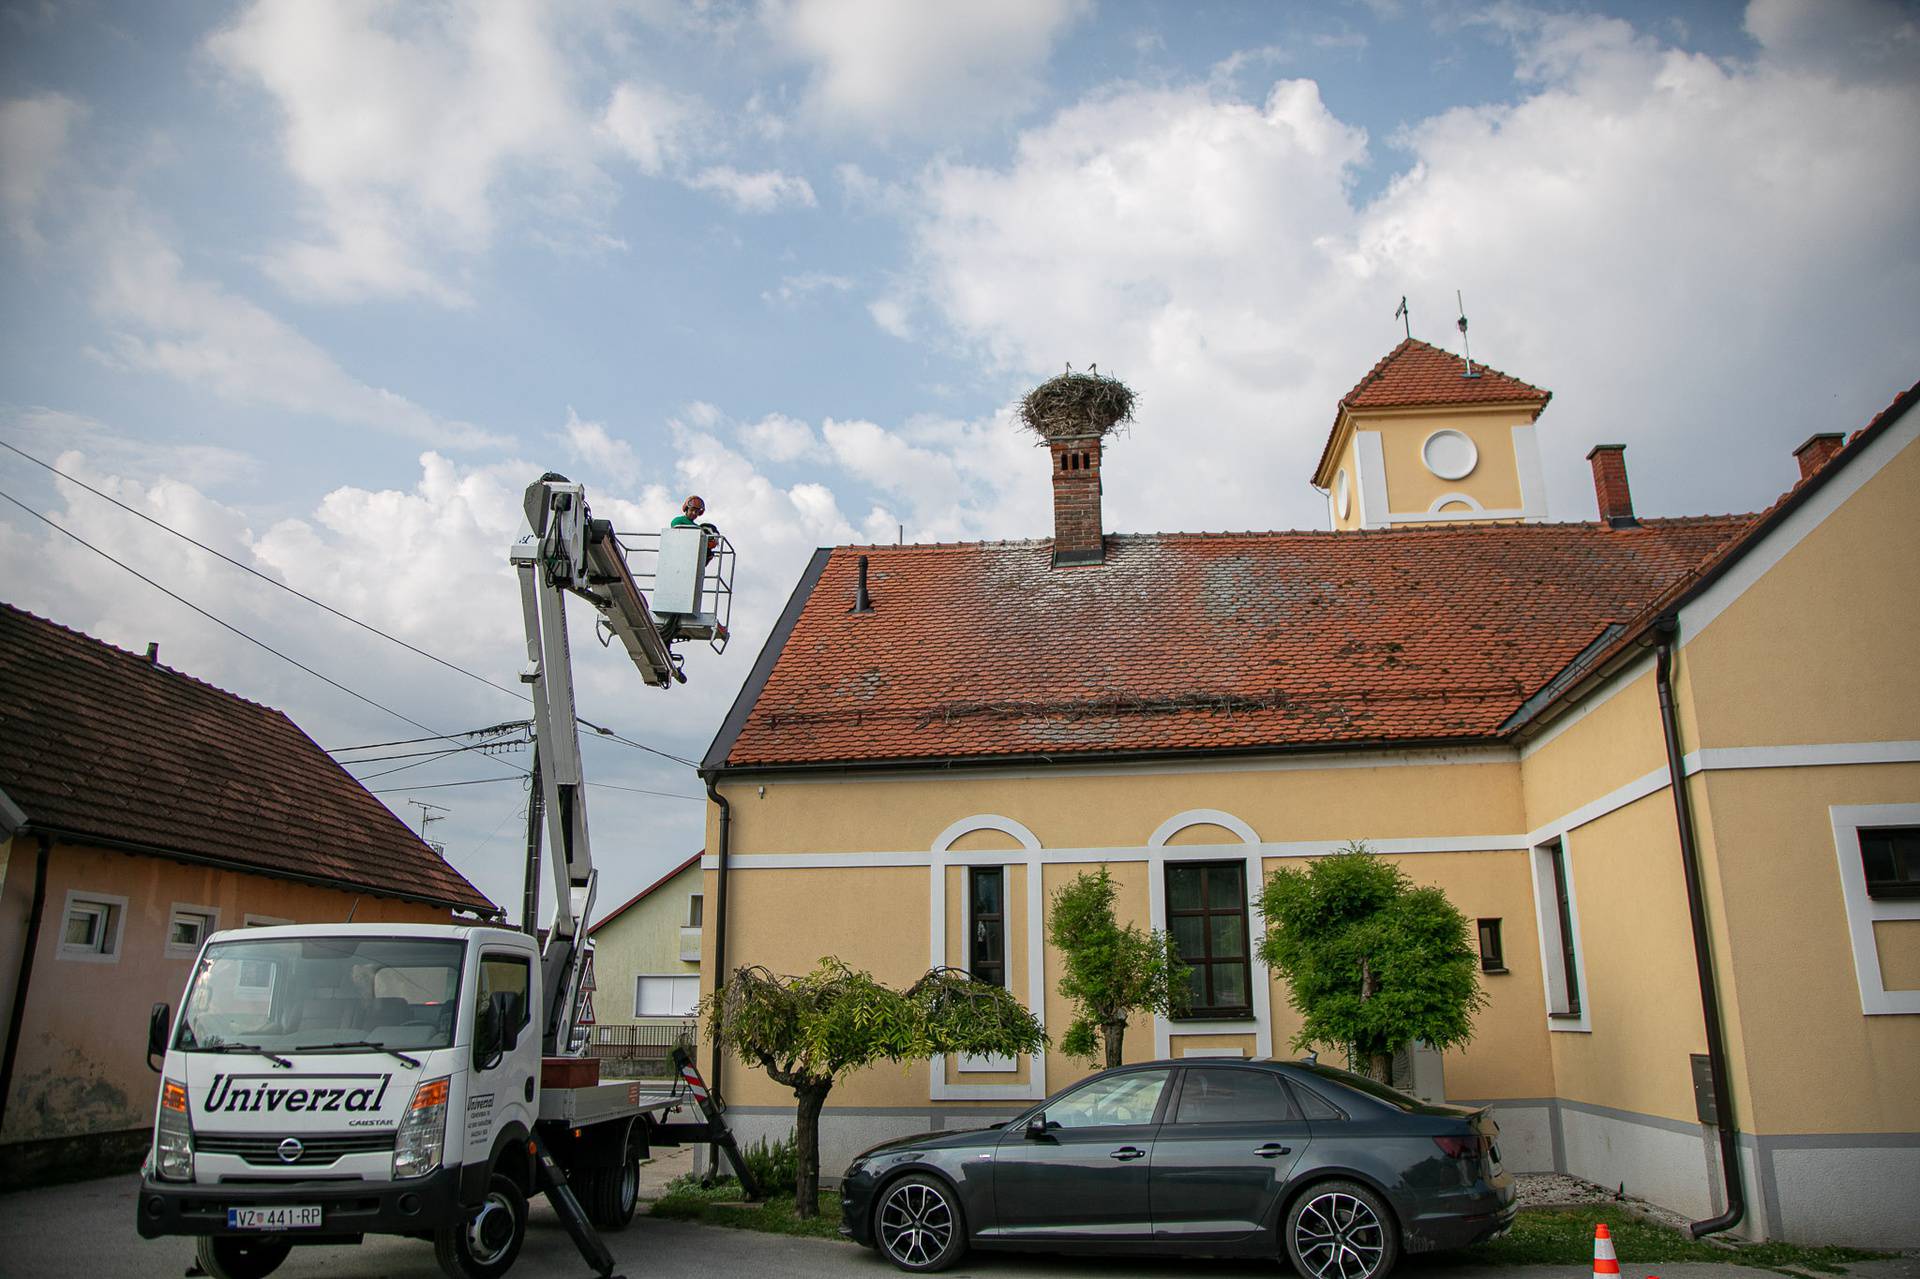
[0,603,497,914]
[713,516,1757,769]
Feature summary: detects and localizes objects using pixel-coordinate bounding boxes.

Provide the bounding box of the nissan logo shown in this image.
[277,1137,304,1164]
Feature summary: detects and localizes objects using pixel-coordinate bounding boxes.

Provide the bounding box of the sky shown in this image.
[2,0,1916,923]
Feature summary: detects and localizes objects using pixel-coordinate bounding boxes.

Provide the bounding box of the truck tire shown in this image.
[194,1236,291,1279]
[586,1151,642,1230]
[435,1173,528,1279]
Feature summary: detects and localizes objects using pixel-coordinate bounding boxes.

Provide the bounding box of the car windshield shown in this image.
[176,936,464,1054]
[1291,1061,1423,1112]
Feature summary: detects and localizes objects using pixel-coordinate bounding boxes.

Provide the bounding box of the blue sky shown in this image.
[2,0,1916,919]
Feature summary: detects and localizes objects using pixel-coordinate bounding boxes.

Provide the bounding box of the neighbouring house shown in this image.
[584,851,703,1076]
[0,604,498,1186]
[697,338,1920,1247]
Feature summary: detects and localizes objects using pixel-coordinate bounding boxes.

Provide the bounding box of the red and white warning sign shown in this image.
[576,990,595,1027]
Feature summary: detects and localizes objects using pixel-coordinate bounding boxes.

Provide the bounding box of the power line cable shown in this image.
[0,437,530,704]
[0,487,528,777]
[373,775,701,802]
[4,441,699,771]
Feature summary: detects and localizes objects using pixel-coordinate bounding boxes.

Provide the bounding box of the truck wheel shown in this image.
[195,1236,291,1279]
[435,1174,528,1279]
[587,1152,642,1231]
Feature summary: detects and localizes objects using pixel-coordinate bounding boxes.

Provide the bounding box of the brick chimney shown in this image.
[1049,436,1105,566]
[1793,433,1845,482]
[1586,444,1636,528]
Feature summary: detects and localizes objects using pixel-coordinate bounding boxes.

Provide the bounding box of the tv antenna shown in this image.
[407,799,449,841]
[1394,296,1410,340]
[1455,290,1477,379]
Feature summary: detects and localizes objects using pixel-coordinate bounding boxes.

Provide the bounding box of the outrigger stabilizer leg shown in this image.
[530,1129,621,1279]
[669,1046,761,1200]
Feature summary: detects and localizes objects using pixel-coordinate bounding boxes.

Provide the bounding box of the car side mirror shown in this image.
[493,993,521,1054]
[1025,1112,1050,1140]
[146,1002,171,1072]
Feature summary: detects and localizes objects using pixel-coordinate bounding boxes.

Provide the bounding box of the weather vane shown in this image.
[1394,296,1410,340]
[1455,290,1477,378]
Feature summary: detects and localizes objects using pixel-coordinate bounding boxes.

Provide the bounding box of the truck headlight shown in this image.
[393,1077,449,1180]
[156,1079,193,1182]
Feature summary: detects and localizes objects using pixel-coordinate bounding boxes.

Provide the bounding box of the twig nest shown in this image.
[1018,370,1136,442]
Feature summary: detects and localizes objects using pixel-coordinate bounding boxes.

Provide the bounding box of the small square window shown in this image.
[687,894,704,928]
[1859,827,1920,900]
[1477,918,1507,973]
[167,906,217,956]
[58,893,125,962]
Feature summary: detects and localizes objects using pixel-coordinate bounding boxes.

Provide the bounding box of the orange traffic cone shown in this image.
[1593,1222,1620,1279]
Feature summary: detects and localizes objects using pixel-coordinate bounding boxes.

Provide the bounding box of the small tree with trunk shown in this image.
[1258,843,1486,1084]
[1047,866,1189,1067]
[706,959,1045,1216]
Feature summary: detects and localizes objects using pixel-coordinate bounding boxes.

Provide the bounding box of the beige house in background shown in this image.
[589,850,703,1034]
[696,340,1920,1246]
[0,604,497,1187]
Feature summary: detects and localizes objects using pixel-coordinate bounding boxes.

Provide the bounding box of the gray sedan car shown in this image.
[839,1058,1514,1276]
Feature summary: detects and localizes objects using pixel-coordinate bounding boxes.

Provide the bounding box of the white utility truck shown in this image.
[135,476,749,1279]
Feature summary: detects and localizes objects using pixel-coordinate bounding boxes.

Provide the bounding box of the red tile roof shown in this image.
[1315,338,1550,483]
[0,604,496,914]
[712,517,1756,769]
[591,850,702,934]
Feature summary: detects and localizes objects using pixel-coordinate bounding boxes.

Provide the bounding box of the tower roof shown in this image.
[1315,338,1551,484]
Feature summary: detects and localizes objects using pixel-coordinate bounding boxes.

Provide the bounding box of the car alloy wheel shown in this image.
[1288,1184,1395,1279]
[875,1174,963,1272]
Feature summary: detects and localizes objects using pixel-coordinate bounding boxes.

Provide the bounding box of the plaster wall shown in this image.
[590,860,701,1026]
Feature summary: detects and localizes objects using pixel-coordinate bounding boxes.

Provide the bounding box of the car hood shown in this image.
[849,1123,1001,1164]
[179,1051,430,1133]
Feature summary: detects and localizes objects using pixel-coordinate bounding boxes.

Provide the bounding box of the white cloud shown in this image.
[0,92,82,248]
[3,407,259,488]
[762,270,853,306]
[84,200,503,449]
[559,409,643,488]
[892,3,1920,531]
[765,0,1089,138]
[685,165,817,212]
[206,0,607,304]
[599,80,700,176]
[738,411,824,462]
[867,296,912,340]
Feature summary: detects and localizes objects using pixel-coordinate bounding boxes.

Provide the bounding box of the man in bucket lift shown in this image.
[670,494,707,528]
[657,496,720,643]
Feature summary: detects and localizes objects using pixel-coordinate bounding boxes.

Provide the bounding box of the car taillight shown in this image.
[1434,1134,1490,1159]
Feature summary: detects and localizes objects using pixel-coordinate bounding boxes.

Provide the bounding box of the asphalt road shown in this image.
[4,1173,1917,1279]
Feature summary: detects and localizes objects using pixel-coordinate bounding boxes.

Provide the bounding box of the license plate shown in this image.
[227,1205,322,1230]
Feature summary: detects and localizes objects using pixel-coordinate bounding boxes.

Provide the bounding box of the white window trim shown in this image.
[1528,835,1591,1032]
[1149,813,1273,1062]
[1831,803,1920,1015]
[165,903,220,959]
[929,815,1046,1100]
[633,973,700,1020]
[56,889,129,964]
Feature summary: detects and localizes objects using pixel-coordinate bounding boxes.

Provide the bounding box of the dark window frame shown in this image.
[1476,917,1507,973]
[1546,841,1582,1017]
[968,866,1006,989]
[1859,826,1920,900]
[1165,860,1254,1019]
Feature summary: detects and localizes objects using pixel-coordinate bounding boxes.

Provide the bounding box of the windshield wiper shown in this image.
[197,1043,294,1068]
[303,1041,423,1068]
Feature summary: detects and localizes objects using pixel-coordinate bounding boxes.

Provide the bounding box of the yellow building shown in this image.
[698,340,1920,1246]
[585,852,703,1073]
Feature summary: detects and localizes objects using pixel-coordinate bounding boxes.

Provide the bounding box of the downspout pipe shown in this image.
[0,834,52,1139]
[1653,616,1745,1237]
[704,778,732,1103]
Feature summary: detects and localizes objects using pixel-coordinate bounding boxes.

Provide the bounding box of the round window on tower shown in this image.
[1421,429,1479,481]
[1335,468,1351,520]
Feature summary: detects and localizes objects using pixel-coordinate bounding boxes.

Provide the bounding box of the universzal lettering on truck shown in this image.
[135,474,757,1279]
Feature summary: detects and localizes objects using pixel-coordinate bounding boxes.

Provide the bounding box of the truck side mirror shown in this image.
[475,998,502,1070]
[147,1002,171,1072]
[494,993,521,1054]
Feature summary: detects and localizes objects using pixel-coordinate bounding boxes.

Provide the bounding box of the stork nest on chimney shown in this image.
[1018,369,1136,442]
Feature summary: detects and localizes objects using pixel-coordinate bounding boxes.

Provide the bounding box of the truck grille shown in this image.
[197,1132,397,1167]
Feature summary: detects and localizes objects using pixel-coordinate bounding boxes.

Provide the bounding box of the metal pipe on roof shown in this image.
[1653,617,1745,1238]
[0,834,52,1140]
[852,555,873,614]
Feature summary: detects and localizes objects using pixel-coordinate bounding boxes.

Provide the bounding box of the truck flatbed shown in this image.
[538,1078,685,1127]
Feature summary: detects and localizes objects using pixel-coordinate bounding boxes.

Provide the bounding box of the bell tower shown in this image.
[1313,338,1551,531]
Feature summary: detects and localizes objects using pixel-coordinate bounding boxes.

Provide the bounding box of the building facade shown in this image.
[587,851,703,1071]
[0,605,497,1186]
[697,343,1920,1246]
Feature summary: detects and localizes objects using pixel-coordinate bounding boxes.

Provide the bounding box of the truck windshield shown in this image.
[176,937,465,1054]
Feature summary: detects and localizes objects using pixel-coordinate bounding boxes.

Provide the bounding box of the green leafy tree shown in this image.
[1258,843,1486,1084]
[1047,866,1189,1068]
[706,959,1045,1216]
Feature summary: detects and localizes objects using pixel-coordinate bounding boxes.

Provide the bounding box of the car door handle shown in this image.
[1109,1146,1147,1161]
[1255,1144,1292,1158]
